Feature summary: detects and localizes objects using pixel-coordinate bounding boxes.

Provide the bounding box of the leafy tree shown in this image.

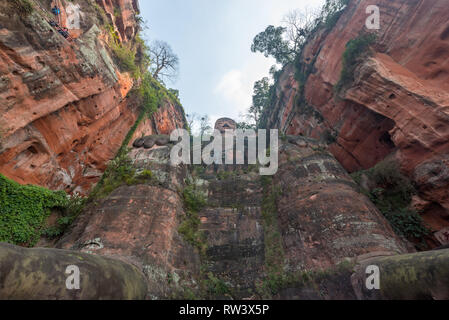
[169,88,179,98]
[247,77,271,127]
[320,0,349,29]
[236,122,256,130]
[149,40,179,83]
[251,26,294,65]
[251,8,320,67]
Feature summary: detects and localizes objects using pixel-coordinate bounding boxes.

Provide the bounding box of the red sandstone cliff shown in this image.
[264,0,449,238]
[0,0,185,194]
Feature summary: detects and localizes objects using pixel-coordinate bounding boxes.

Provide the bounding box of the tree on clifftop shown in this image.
[251,25,293,65]
[149,40,179,83]
[248,77,271,127]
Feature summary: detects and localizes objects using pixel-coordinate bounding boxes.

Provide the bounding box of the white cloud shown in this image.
[213,54,277,121]
[214,69,249,110]
[212,0,325,123]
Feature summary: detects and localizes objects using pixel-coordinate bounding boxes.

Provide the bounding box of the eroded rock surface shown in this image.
[1,133,448,299]
[57,146,199,299]
[275,137,407,271]
[0,1,185,195]
[0,242,147,300]
[262,0,449,236]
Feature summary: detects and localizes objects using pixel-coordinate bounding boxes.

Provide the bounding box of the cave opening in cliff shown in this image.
[378,130,395,149]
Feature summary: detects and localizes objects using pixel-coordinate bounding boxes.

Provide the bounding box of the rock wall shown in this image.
[1,131,448,299]
[275,136,407,271]
[263,0,449,236]
[0,0,185,195]
[54,136,409,299]
[0,242,147,300]
[57,144,200,299]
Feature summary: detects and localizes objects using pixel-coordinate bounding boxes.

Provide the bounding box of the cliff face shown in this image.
[53,136,408,299]
[2,0,449,301]
[0,0,184,195]
[2,131,449,299]
[264,0,449,236]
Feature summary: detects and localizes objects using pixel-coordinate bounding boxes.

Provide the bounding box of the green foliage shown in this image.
[46,193,88,238]
[168,88,179,99]
[89,152,135,200]
[42,226,64,239]
[90,71,184,202]
[107,25,138,76]
[259,176,285,293]
[92,2,108,26]
[179,185,207,255]
[139,169,153,180]
[248,77,272,127]
[256,260,355,298]
[382,209,430,240]
[320,0,349,30]
[251,0,349,67]
[11,0,34,17]
[351,160,430,242]
[183,185,207,213]
[251,26,294,65]
[236,122,256,130]
[216,170,236,181]
[0,174,68,246]
[335,33,376,93]
[202,273,231,297]
[252,0,351,129]
[139,73,164,115]
[134,33,151,73]
[253,77,271,109]
[111,43,138,75]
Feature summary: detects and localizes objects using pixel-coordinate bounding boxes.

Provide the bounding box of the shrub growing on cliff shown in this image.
[88,151,137,201]
[351,160,430,244]
[112,42,138,74]
[179,185,207,255]
[0,174,68,246]
[335,33,376,93]
[107,25,139,76]
[139,73,163,115]
[258,176,286,296]
[320,0,349,30]
[42,194,87,240]
[11,0,34,17]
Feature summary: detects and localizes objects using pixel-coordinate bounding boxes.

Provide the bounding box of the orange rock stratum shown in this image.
[0,0,185,194]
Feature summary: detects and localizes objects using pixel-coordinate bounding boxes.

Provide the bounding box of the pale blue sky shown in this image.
[140,0,324,124]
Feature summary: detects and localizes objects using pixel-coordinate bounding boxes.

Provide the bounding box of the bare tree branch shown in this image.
[282,8,320,53]
[149,40,179,83]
